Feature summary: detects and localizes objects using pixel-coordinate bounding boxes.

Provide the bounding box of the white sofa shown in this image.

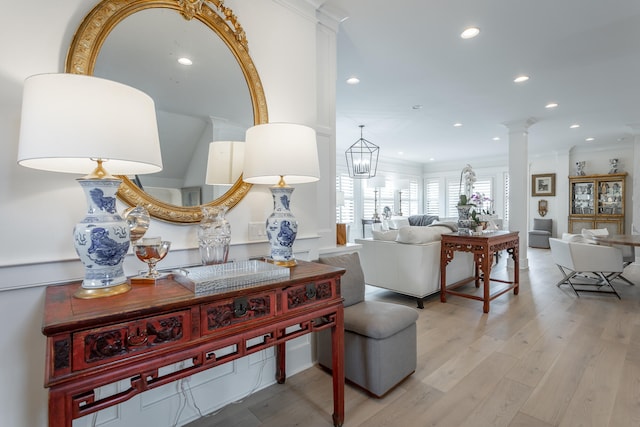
[355,224,474,308]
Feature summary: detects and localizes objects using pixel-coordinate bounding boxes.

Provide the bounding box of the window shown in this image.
[503,172,510,223]
[446,179,461,217]
[363,179,392,219]
[447,177,493,217]
[471,179,493,214]
[336,173,354,224]
[399,181,419,216]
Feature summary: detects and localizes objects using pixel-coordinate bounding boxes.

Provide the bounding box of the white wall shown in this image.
[0,1,338,426]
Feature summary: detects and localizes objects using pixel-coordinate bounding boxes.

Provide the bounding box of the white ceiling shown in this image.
[325,0,640,165]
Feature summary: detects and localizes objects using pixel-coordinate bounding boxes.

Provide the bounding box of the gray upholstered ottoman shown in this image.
[317,253,418,397]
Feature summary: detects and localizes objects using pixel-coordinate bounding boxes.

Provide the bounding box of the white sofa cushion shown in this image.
[581,228,609,243]
[372,229,399,241]
[562,228,609,245]
[562,233,592,244]
[395,225,451,244]
[387,217,410,230]
[318,252,365,307]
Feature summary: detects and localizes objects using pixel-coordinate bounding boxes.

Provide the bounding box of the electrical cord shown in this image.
[190,348,270,422]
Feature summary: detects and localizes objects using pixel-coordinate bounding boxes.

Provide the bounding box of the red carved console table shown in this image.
[440,231,519,313]
[42,261,345,427]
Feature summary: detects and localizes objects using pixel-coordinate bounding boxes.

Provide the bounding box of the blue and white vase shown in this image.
[266,186,298,266]
[73,178,131,298]
[456,204,474,234]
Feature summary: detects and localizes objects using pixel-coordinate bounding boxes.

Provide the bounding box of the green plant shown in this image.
[470,209,482,226]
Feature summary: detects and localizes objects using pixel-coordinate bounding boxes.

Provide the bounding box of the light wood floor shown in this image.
[186,248,640,427]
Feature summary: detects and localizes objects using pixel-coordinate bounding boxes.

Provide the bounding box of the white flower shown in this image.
[459,164,476,203]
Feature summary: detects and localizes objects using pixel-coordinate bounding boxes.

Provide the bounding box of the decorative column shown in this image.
[503,118,537,270]
[316,4,347,249]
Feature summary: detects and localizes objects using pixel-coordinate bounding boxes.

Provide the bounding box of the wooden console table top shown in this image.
[42,260,346,427]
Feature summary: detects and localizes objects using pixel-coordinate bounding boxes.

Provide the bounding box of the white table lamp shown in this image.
[17,73,162,298]
[243,123,319,266]
[367,175,386,220]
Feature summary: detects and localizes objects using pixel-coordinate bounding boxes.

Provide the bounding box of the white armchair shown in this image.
[549,237,624,298]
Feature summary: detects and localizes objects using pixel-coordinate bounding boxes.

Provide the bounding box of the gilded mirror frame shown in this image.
[66,0,267,223]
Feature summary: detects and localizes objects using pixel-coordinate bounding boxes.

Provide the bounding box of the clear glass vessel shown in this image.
[198,206,231,265]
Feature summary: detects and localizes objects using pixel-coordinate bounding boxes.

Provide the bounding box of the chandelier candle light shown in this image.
[243,123,320,267]
[17,73,163,299]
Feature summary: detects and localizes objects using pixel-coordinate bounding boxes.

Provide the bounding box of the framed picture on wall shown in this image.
[532,173,556,197]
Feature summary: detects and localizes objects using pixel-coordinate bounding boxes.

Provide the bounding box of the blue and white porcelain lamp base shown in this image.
[266,183,298,267]
[73,177,131,299]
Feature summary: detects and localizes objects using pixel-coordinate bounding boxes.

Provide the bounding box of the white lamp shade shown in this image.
[243,123,320,185]
[205,141,245,185]
[397,179,411,190]
[367,175,386,189]
[17,73,162,175]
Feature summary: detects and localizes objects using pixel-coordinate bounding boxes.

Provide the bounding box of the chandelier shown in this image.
[345,125,379,179]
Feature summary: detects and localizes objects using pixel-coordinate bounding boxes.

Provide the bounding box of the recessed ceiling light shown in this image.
[453,123,463,127]
[570,124,580,129]
[398,151,404,155]
[429,157,435,161]
[178,57,193,66]
[412,104,423,110]
[346,76,360,85]
[492,137,500,141]
[545,102,558,109]
[461,27,480,39]
[585,137,595,142]
[513,75,529,83]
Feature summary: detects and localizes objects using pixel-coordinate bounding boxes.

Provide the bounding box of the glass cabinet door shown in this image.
[597,179,624,215]
[571,182,594,215]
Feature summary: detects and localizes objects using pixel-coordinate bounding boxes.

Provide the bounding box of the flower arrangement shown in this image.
[458,164,476,205]
[469,191,493,215]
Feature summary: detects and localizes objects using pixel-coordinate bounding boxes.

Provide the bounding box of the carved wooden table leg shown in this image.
[481,251,492,313]
[49,389,70,427]
[276,342,286,384]
[475,257,481,288]
[331,306,345,427]
[509,247,520,295]
[440,244,451,303]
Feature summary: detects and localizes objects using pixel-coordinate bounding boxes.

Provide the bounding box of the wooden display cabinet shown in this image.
[568,173,626,234]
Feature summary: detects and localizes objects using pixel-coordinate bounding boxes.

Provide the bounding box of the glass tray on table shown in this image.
[173,260,290,295]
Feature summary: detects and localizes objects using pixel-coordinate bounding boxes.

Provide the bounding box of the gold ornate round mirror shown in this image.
[66,0,267,223]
